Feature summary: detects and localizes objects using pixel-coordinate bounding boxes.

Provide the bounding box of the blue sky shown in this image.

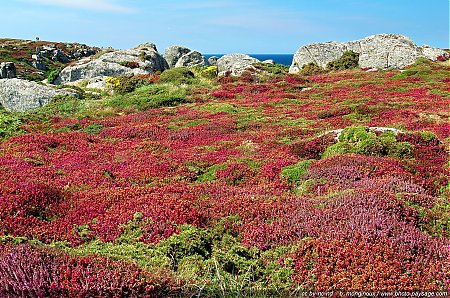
[3,0,449,53]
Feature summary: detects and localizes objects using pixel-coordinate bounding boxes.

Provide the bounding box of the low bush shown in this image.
[300,62,325,75]
[280,159,314,184]
[159,67,195,84]
[107,84,189,111]
[326,50,360,70]
[105,74,146,94]
[322,126,414,159]
[392,57,437,80]
[198,66,218,79]
[0,109,23,138]
[47,69,60,84]
[34,95,85,118]
[254,62,289,75]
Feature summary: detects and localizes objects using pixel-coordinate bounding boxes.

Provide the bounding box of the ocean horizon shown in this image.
[204,54,293,66]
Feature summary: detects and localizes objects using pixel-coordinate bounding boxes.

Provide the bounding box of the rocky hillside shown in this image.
[0,34,448,114]
[0,38,100,81]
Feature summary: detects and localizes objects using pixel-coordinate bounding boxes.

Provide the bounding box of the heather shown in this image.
[0,57,449,295]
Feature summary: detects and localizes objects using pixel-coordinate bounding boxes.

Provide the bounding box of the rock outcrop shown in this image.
[54,44,168,85]
[217,54,259,76]
[35,43,97,63]
[0,62,17,79]
[165,46,191,68]
[164,45,209,68]
[289,34,449,73]
[207,56,218,66]
[0,78,79,112]
[174,50,209,68]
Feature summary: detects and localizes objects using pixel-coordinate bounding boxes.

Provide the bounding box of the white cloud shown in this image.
[22,0,136,13]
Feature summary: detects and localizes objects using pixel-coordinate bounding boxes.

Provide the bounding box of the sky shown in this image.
[2,0,449,54]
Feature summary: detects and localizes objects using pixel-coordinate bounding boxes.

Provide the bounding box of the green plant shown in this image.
[198,66,218,79]
[106,75,145,94]
[106,84,189,111]
[254,62,289,75]
[301,62,324,75]
[322,126,414,159]
[280,159,314,183]
[159,67,195,84]
[47,69,60,84]
[197,164,227,183]
[0,109,23,138]
[326,50,360,70]
[82,123,104,135]
[391,57,442,80]
[25,95,85,121]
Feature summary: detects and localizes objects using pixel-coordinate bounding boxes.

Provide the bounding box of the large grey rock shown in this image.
[0,78,78,112]
[165,45,191,68]
[54,45,168,85]
[207,56,218,66]
[289,34,449,73]
[217,54,259,76]
[174,50,209,68]
[0,62,16,79]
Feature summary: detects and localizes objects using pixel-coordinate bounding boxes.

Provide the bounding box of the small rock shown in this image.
[0,62,16,79]
[31,60,47,71]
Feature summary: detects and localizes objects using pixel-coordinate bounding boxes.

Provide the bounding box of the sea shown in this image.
[204,54,293,66]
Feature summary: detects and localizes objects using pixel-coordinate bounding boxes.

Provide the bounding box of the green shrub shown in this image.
[419,131,437,142]
[107,84,188,111]
[82,123,104,135]
[198,66,218,79]
[159,67,195,84]
[0,109,23,138]
[156,225,213,271]
[280,159,314,183]
[47,69,60,84]
[197,164,227,183]
[254,62,289,75]
[106,75,145,94]
[300,62,324,75]
[322,126,414,159]
[33,95,85,118]
[326,50,360,70]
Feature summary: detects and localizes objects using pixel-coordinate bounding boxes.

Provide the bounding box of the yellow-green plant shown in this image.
[105,77,120,90]
[199,66,218,79]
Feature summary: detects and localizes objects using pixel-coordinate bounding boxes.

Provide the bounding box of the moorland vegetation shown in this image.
[0,51,450,296]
